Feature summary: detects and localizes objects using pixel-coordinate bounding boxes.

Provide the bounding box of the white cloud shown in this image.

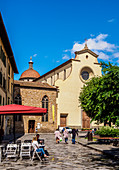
[108,18,115,23]
[62,54,70,60]
[71,42,85,53]
[71,33,117,60]
[63,49,70,52]
[33,54,37,57]
[72,33,117,54]
[114,52,119,58]
[94,51,109,60]
[56,60,60,63]
[63,33,119,64]
[95,34,108,41]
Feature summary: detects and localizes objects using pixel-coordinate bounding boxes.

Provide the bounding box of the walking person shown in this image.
[76,129,79,137]
[63,128,68,144]
[54,128,62,144]
[72,128,76,144]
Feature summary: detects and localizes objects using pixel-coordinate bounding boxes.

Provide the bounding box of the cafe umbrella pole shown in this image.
[13,114,15,143]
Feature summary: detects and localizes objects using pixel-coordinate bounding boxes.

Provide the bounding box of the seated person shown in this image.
[36,134,44,144]
[32,137,48,158]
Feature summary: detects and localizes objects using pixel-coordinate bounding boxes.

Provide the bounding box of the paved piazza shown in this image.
[0,134,119,170]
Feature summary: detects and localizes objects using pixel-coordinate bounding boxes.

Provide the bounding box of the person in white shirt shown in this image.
[32,137,48,157]
[54,129,62,144]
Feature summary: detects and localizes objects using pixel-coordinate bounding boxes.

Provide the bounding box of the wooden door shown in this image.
[60,117,66,127]
[28,120,35,133]
[82,111,90,128]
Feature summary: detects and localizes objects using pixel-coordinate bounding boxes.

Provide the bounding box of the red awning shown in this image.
[0,104,47,115]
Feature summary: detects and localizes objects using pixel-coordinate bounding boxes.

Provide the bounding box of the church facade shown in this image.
[34,44,102,129]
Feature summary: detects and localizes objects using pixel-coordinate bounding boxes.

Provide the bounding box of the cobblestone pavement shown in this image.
[0,134,119,170]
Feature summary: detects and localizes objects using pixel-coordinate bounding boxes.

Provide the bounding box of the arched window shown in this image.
[42,95,48,122]
[14,94,22,121]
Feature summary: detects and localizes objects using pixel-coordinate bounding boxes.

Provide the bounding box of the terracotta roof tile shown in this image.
[20,69,40,79]
[14,80,57,90]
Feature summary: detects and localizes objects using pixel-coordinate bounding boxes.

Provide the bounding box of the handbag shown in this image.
[59,137,62,141]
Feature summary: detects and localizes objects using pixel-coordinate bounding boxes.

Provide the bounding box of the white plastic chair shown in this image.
[5,144,19,161]
[20,143,32,160]
[32,145,42,161]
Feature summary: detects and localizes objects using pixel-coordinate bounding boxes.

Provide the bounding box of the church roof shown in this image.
[14,80,57,90]
[33,59,79,81]
[20,68,40,80]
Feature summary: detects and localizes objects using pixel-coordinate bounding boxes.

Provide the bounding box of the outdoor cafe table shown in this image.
[0,145,4,163]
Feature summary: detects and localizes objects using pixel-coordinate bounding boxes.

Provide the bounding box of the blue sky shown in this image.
[0,0,119,80]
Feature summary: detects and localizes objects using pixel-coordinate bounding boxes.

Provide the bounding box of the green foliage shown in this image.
[79,62,119,124]
[95,126,119,137]
[115,117,119,126]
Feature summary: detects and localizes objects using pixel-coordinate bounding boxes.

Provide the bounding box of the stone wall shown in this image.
[14,85,57,133]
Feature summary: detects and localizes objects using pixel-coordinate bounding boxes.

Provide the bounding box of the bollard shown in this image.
[88,131,93,141]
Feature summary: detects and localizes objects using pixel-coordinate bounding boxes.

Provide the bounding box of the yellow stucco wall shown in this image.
[55,52,102,128]
[37,49,102,128]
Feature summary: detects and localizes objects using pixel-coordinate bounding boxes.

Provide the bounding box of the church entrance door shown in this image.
[82,111,90,129]
[60,114,67,127]
[28,120,35,133]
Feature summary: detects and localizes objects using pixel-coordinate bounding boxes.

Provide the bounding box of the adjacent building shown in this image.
[14,59,57,133]
[0,13,18,135]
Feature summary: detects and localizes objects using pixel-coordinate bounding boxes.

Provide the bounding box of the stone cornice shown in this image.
[94,62,102,65]
[75,49,98,58]
[14,80,57,91]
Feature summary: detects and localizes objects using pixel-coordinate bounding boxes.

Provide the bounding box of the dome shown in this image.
[20,68,40,80]
[19,57,40,81]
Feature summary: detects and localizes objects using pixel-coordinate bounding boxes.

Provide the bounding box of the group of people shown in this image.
[32,134,49,158]
[54,128,78,144]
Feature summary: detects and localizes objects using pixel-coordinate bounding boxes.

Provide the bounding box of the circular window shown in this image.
[81,71,89,80]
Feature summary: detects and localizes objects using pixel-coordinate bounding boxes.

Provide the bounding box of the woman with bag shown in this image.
[54,129,62,144]
[63,128,68,144]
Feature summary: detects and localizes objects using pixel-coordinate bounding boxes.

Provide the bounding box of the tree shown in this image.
[79,62,119,126]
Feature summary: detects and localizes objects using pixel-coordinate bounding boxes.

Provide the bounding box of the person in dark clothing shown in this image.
[76,129,79,136]
[72,128,76,144]
[36,134,44,144]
